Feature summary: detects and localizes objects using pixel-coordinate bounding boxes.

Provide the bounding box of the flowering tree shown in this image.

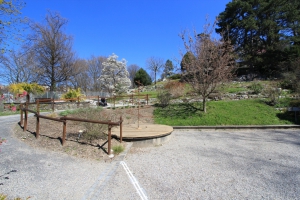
[98,53,131,95]
[8,82,45,102]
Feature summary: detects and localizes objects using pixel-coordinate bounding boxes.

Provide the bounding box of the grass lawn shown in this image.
[0,110,20,116]
[154,99,297,126]
[139,90,157,98]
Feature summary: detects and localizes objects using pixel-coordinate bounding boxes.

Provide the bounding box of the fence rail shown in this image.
[20,99,123,155]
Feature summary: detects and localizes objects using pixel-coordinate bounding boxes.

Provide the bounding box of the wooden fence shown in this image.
[26,94,150,112]
[19,100,123,155]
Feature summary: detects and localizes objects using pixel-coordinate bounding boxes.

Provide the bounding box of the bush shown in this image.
[263,87,282,106]
[157,90,172,108]
[68,107,108,143]
[249,82,263,94]
[164,81,186,98]
[169,73,181,80]
[112,145,124,154]
[61,88,83,101]
[289,99,300,107]
[279,79,293,90]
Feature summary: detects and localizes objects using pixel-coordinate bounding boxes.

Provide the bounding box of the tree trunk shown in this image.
[154,71,157,88]
[26,94,30,103]
[202,97,207,113]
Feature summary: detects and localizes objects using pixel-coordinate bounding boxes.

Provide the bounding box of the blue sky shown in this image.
[21,0,231,71]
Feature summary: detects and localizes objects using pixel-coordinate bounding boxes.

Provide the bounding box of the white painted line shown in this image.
[120,161,148,200]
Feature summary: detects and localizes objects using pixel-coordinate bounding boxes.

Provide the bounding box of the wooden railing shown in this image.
[29,94,150,112]
[19,100,123,155]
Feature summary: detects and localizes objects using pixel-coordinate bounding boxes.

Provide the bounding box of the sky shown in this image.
[20,0,231,71]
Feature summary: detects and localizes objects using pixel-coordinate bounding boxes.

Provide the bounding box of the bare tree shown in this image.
[146,57,164,88]
[87,55,106,91]
[28,11,76,91]
[0,49,39,84]
[69,58,89,92]
[0,0,27,53]
[127,64,140,88]
[180,21,236,113]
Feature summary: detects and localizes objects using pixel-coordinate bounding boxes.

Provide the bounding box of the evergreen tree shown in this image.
[216,0,300,77]
[161,59,174,79]
[180,52,195,73]
[134,68,152,86]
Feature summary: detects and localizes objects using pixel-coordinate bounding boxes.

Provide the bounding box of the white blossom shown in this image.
[98,53,131,95]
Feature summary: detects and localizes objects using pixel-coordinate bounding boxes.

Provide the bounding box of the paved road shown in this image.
[1,114,300,199]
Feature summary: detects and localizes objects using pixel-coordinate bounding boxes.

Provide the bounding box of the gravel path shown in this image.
[1,114,300,199]
[0,115,120,200]
[103,129,300,199]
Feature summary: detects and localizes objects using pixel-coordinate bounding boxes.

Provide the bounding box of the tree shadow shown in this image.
[97,140,108,154]
[277,111,300,125]
[154,102,202,118]
[18,126,110,154]
[0,170,17,185]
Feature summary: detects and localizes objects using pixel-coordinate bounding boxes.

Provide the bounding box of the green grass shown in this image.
[154,99,296,126]
[112,145,125,154]
[139,90,158,98]
[217,80,274,94]
[0,110,20,116]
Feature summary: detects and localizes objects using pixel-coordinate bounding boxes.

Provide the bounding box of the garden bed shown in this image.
[13,106,155,160]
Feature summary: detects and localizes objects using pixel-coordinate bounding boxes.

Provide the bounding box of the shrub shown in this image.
[47,112,58,118]
[164,81,186,98]
[157,89,172,108]
[169,73,181,80]
[249,82,263,94]
[69,107,108,143]
[263,87,281,106]
[61,88,83,101]
[289,99,300,107]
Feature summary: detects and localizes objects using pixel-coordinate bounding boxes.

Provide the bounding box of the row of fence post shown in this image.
[19,100,123,155]
[33,94,149,111]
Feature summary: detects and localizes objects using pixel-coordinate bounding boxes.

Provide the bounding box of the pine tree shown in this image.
[134,68,152,86]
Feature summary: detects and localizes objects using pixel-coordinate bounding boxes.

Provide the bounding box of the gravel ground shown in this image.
[0,115,115,200]
[1,114,300,199]
[102,129,300,200]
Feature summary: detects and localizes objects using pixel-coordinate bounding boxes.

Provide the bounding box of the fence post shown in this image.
[146,94,149,105]
[120,116,123,143]
[114,96,116,108]
[20,103,23,126]
[108,125,112,155]
[24,101,28,131]
[131,94,134,105]
[62,120,67,146]
[52,98,54,112]
[36,100,40,138]
[77,97,80,108]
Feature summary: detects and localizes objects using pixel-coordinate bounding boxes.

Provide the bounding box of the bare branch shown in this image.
[28,11,76,91]
[180,19,236,112]
[146,57,164,87]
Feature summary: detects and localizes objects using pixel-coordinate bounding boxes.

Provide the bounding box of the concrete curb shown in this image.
[173,125,300,129]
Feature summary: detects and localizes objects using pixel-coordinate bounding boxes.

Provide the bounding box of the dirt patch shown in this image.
[13,106,155,161]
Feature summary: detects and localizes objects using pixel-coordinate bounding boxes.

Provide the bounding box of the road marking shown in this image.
[120,161,148,200]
